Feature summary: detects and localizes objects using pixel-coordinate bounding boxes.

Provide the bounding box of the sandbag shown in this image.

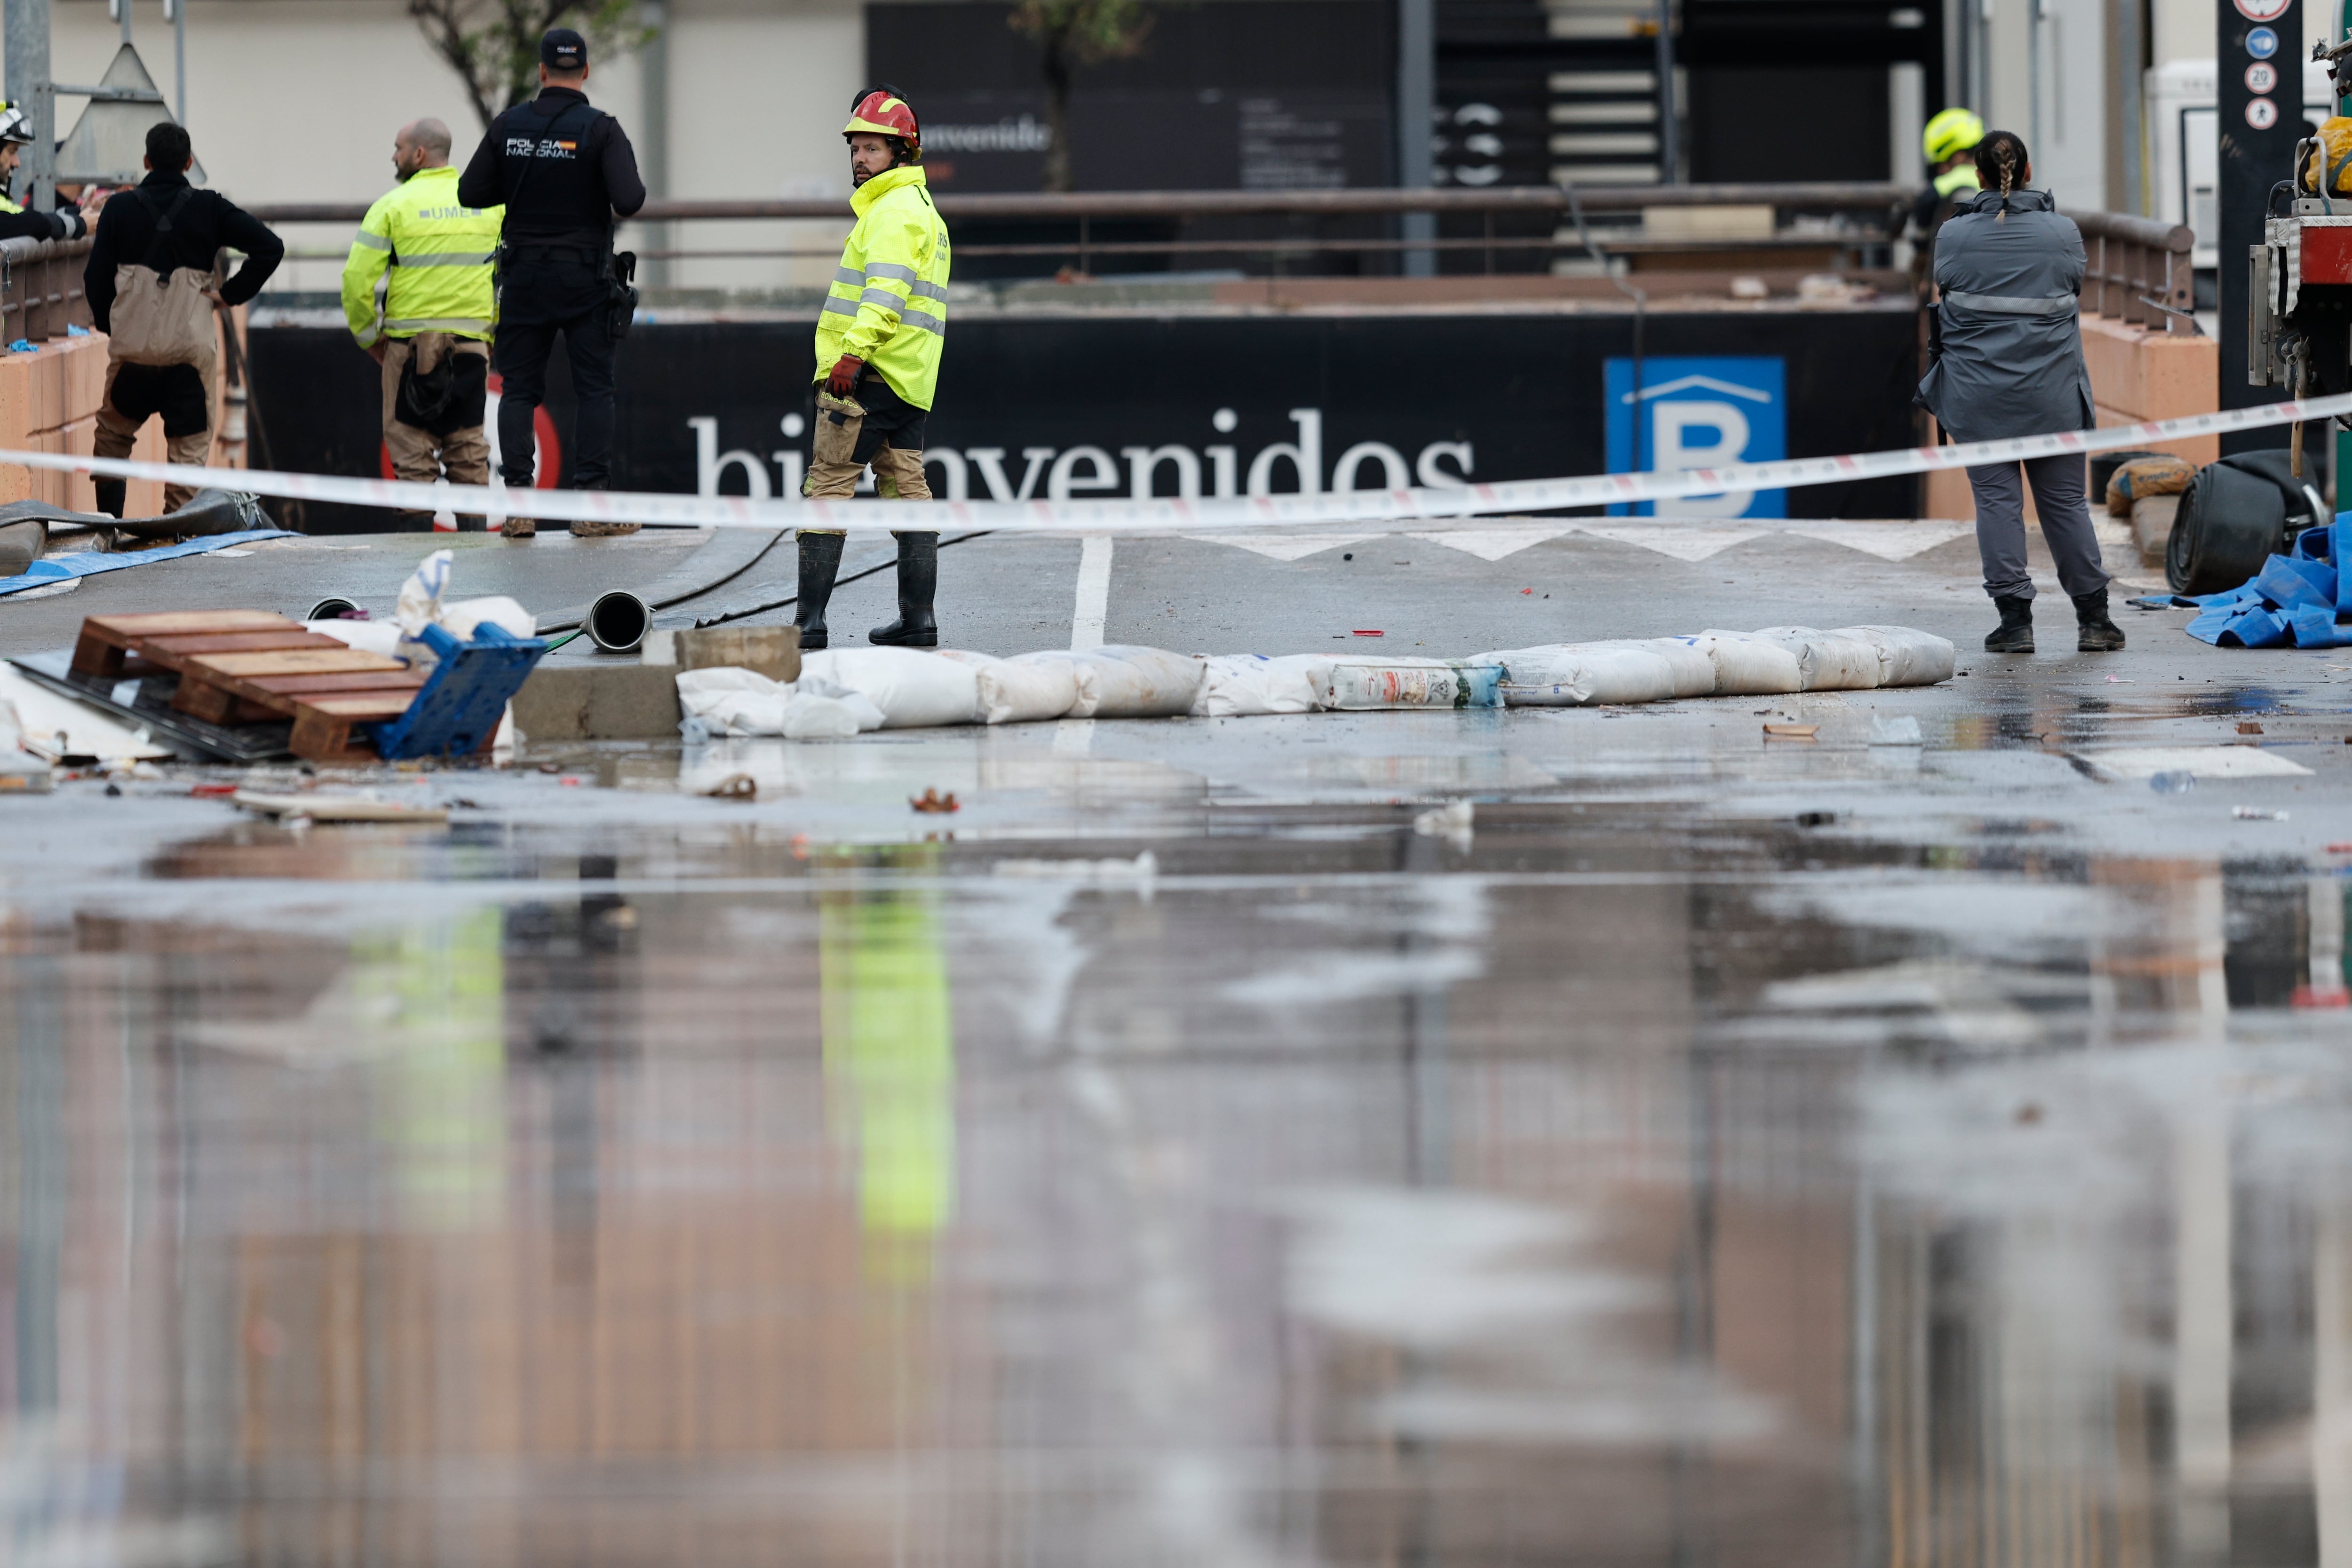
[979,653,1082,724]
[1736,626,1889,691]
[2103,455,2194,515]
[1316,660,1503,710]
[1030,646,1205,718]
[1194,654,1324,716]
[798,647,981,728]
[1481,645,1679,706]
[1833,625,1956,687]
[675,666,887,738]
[1673,632,1803,695]
[1588,638,1716,698]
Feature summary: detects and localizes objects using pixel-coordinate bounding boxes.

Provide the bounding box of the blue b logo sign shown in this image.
[1603,356,1788,518]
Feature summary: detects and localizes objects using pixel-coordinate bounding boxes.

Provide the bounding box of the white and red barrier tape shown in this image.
[7,392,2347,534]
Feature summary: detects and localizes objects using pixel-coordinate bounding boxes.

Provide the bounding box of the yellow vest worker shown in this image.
[341,121,504,531]
[796,88,953,651]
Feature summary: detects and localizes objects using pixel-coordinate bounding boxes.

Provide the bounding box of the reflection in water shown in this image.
[0,816,2349,1564]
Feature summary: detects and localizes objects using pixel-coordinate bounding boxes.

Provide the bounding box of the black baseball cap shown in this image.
[541,28,588,71]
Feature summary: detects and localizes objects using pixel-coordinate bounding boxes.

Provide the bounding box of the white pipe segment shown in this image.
[6,392,2349,535]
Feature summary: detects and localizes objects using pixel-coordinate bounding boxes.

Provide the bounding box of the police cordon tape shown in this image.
[11,391,2352,535]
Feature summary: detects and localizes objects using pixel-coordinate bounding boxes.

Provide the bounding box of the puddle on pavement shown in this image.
[5,804,2352,1566]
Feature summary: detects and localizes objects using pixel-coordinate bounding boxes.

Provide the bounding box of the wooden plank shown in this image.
[143,631,347,657]
[86,611,297,637]
[169,678,238,724]
[70,627,124,677]
[300,694,420,718]
[289,707,378,765]
[186,649,408,678]
[242,671,429,699]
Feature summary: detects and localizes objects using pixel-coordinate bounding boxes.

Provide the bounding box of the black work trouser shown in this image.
[495,250,618,489]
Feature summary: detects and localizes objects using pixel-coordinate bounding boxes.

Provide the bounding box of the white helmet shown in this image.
[0,103,33,146]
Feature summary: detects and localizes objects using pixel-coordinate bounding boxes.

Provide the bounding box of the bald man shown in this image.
[341,118,506,530]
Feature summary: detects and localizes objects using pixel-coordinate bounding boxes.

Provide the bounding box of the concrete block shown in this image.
[2080,313,2218,426]
[55,417,98,511]
[510,664,683,742]
[60,334,107,423]
[641,625,801,682]
[2132,493,2180,564]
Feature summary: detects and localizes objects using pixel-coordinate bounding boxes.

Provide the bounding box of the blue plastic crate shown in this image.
[367,622,548,761]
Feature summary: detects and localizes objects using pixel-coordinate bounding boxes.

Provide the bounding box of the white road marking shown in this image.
[1180,532,1381,561]
[1071,533,1112,651]
[1405,523,1574,561]
[1570,524,1767,561]
[1779,521,1974,560]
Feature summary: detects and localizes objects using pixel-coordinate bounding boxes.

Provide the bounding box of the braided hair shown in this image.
[1973,131,2029,217]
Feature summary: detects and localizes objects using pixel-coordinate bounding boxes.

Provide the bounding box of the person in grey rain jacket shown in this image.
[1917,129,2124,654]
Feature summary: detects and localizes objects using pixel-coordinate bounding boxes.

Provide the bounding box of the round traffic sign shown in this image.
[2237,0,2292,23]
[2248,61,2279,92]
[2248,24,2281,55]
[2249,95,2280,128]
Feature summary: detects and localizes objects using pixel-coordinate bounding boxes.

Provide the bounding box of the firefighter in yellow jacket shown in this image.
[341,118,504,531]
[796,88,950,649]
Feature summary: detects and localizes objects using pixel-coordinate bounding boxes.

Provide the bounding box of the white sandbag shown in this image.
[1732,626,1889,692]
[1478,645,1679,706]
[798,647,981,728]
[1030,645,1205,718]
[306,618,405,657]
[1195,653,1327,716]
[779,691,877,740]
[676,667,887,738]
[974,653,1083,724]
[1674,632,1804,695]
[440,595,535,640]
[1587,638,1716,698]
[1317,661,1478,710]
[1834,625,1956,687]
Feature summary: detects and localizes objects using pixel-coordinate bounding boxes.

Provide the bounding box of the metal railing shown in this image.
[253,183,1920,278]
[0,235,93,342]
[2074,210,2197,335]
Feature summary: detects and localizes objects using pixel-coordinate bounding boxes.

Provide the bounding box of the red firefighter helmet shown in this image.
[843,91,920,155]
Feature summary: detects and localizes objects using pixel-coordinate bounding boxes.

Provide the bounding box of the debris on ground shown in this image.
[231,790,450,823]
[702,772,756,800]
[910,788,960,813]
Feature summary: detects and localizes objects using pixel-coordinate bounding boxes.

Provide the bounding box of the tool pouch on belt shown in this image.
[812,390,866,467]
[394,333,488,436]
[603,250,639,340]
[108,187,215,367]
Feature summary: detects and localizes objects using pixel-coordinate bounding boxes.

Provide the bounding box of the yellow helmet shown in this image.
[1923,107,1985,165]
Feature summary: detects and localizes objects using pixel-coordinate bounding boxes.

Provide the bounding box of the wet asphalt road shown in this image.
[1,517,2350,1566]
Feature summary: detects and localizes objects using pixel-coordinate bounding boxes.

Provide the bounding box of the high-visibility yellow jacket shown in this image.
[340,165,503,348]
[813,165,949,410]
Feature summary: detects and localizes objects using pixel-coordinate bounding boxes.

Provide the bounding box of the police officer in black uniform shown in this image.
[457,27,646,538]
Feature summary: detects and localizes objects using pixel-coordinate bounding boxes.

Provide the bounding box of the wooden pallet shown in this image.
[70,611,430,763]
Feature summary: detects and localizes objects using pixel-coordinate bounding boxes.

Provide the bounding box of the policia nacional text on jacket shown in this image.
[456,26,645,538]
[84,121,283,517]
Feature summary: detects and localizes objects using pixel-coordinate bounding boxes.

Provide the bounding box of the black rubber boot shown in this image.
[92,478,124,519]
[2073,587,2126,652]
[868,531,939,647]
[795,531,844,651]
[1984,594,2034,653]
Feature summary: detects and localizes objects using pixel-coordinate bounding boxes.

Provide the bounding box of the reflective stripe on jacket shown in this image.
[340,166,503,347]
[1917,187,2093,444]
[813,165,949,410]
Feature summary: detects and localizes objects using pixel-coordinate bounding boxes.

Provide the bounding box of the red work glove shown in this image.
[826,354,864,398]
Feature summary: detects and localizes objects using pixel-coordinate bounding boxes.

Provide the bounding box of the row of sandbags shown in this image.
[675,625,1955,740]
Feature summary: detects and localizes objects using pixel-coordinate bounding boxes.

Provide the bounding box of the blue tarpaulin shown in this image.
[2171,514,2352,648]
[0,529,297,598]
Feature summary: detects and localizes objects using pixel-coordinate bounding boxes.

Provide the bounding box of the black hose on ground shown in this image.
[532,525,788,635]
[689,532,994,628]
